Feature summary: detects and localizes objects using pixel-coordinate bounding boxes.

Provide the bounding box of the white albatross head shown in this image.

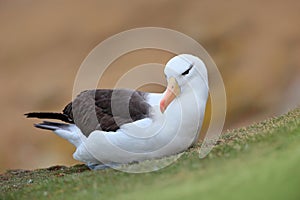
[160,54,208,113]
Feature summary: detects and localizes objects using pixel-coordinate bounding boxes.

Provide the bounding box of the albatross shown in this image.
[25,54,209,169]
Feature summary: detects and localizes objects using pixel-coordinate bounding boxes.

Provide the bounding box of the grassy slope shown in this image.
[1,108,300,200]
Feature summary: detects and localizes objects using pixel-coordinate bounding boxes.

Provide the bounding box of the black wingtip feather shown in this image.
[25,112,73,123]
[34,121,70,131]
[34,123,57,131]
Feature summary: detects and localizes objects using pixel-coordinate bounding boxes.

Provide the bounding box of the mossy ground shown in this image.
[1,108,299,200]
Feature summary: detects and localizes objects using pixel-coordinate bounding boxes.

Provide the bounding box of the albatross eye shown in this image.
[181,64,193,76]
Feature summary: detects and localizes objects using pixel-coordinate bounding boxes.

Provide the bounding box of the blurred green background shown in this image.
[0,0,299,172]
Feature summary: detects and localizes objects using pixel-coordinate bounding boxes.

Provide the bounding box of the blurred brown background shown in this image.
[0,0,299,172]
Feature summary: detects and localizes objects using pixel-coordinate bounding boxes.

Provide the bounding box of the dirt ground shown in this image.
[0,0,299,172]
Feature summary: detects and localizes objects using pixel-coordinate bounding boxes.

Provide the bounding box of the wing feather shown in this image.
[64,89,151,136]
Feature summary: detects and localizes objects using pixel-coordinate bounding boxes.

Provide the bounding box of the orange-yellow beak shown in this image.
[160,77,181,113]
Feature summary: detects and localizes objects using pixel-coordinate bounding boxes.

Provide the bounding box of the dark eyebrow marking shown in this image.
[181,63,193,75]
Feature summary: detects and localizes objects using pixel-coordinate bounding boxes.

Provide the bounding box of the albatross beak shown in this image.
[160,77,181,113]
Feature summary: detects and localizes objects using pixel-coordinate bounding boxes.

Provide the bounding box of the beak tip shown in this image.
[160,100,165,114]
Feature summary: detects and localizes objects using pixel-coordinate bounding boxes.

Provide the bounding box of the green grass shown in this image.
[1,108,300,200]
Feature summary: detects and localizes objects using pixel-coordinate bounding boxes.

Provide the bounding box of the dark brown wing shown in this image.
[63,89,151,136]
